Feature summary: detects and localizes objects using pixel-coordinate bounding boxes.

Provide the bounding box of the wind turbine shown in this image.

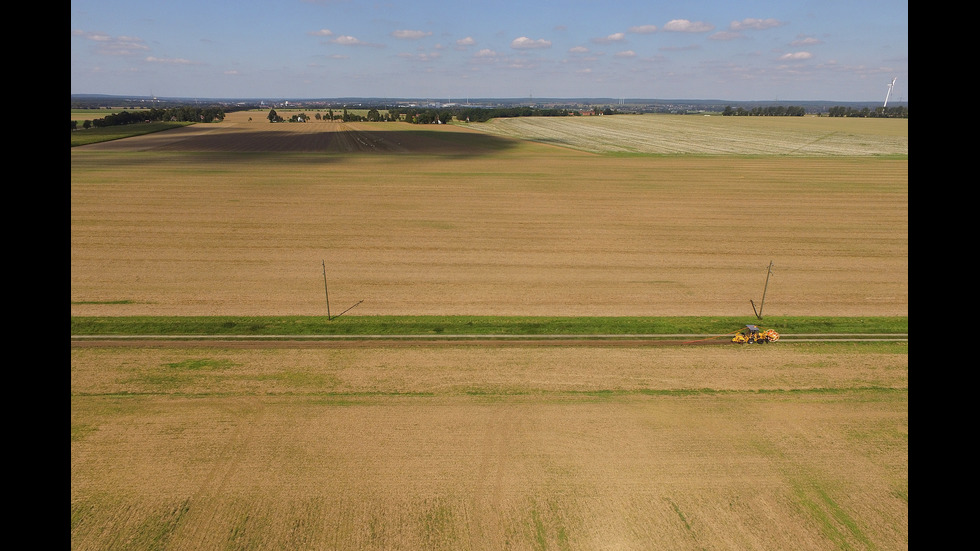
[883,77,897,107]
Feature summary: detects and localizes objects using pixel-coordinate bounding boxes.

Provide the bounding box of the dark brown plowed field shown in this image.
[77,116,522,155]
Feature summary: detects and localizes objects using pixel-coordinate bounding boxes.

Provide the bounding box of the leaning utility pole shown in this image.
[322,260,331,320]
[321,260,363,321]
[750,261,775,320]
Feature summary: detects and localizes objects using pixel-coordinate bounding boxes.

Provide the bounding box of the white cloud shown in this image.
[663,19,715,33]
[332,35,362,45]
[456,36,475,47]
[730,18,784,31]
[392,30,432,40]
[511,36,551,49]
[615,50,636,58]
[569,46,589,54]
[475,49,497,58]
[74,31,150,56]
[309,29,333,37]
[628,25,657,34]
[780,51,813,60]
[330,35,382,47]
[592,32,625,44]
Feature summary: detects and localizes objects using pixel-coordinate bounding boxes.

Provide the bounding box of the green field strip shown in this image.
[71,316,908,337]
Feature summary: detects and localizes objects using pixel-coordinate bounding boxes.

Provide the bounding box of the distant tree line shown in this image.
[720,104,908,118]
[827,106,908,118]
[453,106,574,122]
[89,107,225,127]
[722,105,807,116]
[266,106,585,125]
[387,106,613,124]
[394,108,455,124]
[266,108,398,123]
[339,108,397,122]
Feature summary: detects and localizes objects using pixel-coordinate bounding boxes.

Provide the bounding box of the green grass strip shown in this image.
[71,122,192,147]
[71,315,907,336]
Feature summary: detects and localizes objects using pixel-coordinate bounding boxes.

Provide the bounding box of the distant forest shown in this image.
[396,106,612,124]
[722,105,907,118]
[80,107,226,128]
[825,105,908,118]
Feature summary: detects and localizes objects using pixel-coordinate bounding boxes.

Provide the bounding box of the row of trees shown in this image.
[89,107,225,127]
[827,106,908,118]
[722,105,808,116]
[266,106,579,125]
[390,106,612,124]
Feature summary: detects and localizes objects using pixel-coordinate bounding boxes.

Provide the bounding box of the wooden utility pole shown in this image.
[751,261,774,320]
[322,260,331,320]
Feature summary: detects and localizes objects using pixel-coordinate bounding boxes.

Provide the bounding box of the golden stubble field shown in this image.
[71,114,907,317]
[72,344,908,550]
[71,114,908,550]
[476,114,908,155]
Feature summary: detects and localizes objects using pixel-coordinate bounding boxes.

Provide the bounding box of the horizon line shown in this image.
[71,93,906,105]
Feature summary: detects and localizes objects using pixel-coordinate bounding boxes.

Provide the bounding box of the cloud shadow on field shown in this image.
[75,124,525,159]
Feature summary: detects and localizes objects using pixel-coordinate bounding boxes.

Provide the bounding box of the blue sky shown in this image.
[71,0,908,102]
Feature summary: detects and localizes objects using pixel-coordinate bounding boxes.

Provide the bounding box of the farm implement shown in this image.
[732,324,780,344]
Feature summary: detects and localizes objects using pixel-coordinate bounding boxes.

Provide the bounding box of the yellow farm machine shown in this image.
[732,324,780,344]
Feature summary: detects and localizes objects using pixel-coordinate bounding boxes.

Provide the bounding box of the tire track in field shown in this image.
[179,396,266,546]
[468,404,520,549]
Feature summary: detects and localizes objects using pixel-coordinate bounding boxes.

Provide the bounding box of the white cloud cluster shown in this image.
[330,35,383,47]
[779,51,812,60]
[592,32,625,44]
[74,30,150,56]
[663,19,715,33]
[511,36,552,49]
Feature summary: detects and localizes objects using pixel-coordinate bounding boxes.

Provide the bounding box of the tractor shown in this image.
[732,324,779,344]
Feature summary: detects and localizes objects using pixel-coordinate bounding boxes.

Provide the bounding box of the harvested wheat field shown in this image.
[72,114,907,550]
[475,114,908,156]
[72,344,907,550]
[71,115,907,317]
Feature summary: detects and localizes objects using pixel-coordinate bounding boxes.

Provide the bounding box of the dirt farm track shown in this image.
[70,332,908,349]
[72,113,907,551]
